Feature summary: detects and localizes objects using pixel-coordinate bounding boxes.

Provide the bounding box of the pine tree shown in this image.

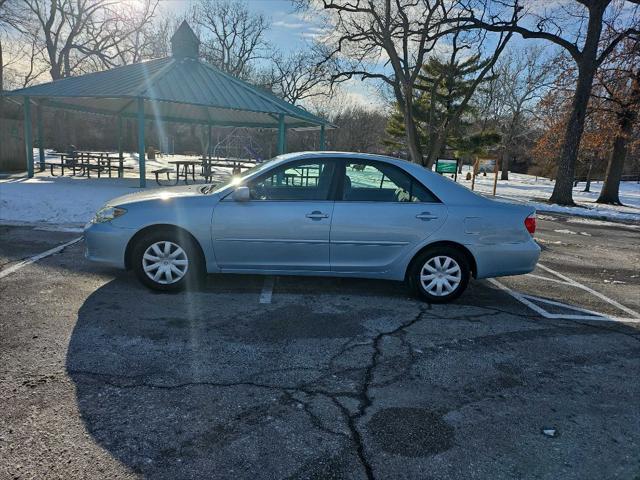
[385,52,499,164]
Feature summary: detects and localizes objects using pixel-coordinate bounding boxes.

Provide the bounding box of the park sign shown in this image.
[436,158,458,174]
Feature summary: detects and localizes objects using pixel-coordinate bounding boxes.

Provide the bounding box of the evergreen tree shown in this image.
[385,51,499,163]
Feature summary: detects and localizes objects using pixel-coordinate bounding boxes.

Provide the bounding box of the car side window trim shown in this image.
[334,159,442,203]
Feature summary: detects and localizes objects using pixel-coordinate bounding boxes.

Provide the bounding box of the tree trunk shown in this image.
[549,5,604,206]
[0,39,4,122]
[0,38,4,94]
[403,102,423,165]
[597,110,634,205]
[583,159,593,192]
[501,151,510,181]
[425,134,445,169]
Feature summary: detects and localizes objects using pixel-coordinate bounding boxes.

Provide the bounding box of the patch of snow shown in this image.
[536,238,565,245]
[456,167,640,223]
[553,229,577,235]
[1,151,235,226]
[566,217,640,230]
[0,176,152,226]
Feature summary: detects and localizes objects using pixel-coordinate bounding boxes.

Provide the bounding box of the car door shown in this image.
[330,159,448,273]
[212,159,338,272]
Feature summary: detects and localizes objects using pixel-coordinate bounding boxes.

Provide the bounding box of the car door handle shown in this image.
[416,212,438,220]
[306,211,329,220]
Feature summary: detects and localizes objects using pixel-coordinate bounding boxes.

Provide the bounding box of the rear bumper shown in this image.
[469,239,541,279]
[83,222,135,269]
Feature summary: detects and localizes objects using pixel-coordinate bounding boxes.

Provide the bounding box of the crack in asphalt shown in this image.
[339,307,428,480]
[64,302,639,480]
[67,306,429,480]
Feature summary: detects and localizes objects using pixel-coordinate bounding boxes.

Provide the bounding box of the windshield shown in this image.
[201,156,280,194]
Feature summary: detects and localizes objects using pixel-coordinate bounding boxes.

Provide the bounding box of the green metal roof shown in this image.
[5,51,330,130]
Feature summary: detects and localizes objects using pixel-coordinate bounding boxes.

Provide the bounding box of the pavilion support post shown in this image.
[37,103,45,171]
[117,115,124,159]
[319,125,326,150]
[137,97,146,188]
[284,127,288,153]
[23,97,34,178]
[277,114,286,155]
[208,123,212,158]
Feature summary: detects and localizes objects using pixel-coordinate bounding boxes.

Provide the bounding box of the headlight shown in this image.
[92,206,127,223]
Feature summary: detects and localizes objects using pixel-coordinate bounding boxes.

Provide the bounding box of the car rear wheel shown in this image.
[409,247,470,303]
[132,230,203,292]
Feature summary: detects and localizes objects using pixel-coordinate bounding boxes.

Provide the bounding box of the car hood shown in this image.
[108,185,206,207]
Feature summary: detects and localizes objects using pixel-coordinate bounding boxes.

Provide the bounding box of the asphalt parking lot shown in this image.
[1,216,639,480]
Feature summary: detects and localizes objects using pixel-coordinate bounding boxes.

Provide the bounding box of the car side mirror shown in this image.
[232,186,250,202]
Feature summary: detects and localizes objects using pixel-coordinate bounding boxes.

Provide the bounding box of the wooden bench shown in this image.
[104,164,134,178]
[151,167,174,185]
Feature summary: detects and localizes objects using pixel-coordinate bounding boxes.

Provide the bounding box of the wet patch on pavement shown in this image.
[366,407,455,457]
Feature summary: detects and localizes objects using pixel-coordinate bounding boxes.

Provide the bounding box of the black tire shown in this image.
[131,229,204,292]
[408,246,470,304]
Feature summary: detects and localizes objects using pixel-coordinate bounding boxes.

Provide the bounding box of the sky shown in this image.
[161,0,326,54]
[159,0,385,109]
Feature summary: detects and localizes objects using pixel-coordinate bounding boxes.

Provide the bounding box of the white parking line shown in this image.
[0,237,83,280]
[259,276,275,304]
[537,263,640,318]
[525,273,571,285]
[488,278,550,318]
[489,269,640,324]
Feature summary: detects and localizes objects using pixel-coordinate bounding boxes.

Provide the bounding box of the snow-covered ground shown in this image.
[0,150,235,227]
[456,168,640,222]
[25,149,224,176]
[1,151,639,226]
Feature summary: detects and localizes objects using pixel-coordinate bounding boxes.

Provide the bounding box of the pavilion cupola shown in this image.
[171,21,200,59]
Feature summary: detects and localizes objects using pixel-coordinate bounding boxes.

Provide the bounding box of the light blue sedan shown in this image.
[84,152,540,303]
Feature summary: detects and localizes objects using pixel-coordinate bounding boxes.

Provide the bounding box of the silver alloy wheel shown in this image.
[142,241,189,285]
[420,255,462,297]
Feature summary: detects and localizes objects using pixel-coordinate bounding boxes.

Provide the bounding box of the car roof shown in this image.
[279,151,411,166]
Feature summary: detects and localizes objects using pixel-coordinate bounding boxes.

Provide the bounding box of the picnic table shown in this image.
[168,159,201,185]
[46,151,131,178]
[200,157,260,182]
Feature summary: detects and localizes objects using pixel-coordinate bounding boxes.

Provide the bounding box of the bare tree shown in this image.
[1,0,29,92]
[194,0,269,79]
[80,0,160,69]
[260,49,333,105]
[482,46,557,180]
[330,101,388,152]
[453,0,640,205]
[22,0,108,80]
[17,0,160,78]
[297,0,512,166]
[595,36,640,204]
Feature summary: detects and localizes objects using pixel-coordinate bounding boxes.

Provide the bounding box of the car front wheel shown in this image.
[409,247,470,303]
[132,230,203,292]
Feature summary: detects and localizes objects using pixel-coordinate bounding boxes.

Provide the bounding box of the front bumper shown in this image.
[83,221,136,269]
[470,239,541,279]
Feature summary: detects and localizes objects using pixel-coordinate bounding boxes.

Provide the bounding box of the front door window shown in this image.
[249,161,336,201]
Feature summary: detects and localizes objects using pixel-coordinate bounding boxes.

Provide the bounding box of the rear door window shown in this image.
[342,161,438,203]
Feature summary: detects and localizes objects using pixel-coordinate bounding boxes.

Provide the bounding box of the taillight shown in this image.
[525,214,536,235]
